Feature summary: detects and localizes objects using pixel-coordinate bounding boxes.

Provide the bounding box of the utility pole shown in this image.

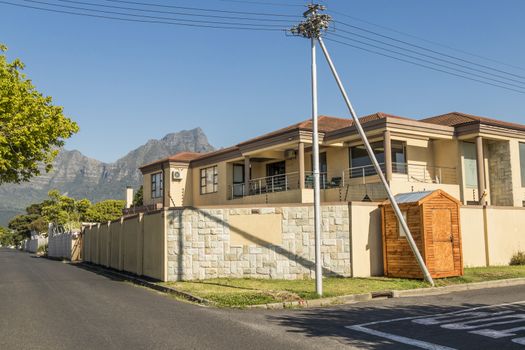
[291,4,331,296]
[291,4,435,287]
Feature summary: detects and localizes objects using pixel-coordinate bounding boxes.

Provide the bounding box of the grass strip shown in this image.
[163,266,525,307]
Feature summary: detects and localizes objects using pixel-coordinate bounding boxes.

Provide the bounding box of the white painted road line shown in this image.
[346,301,525,349]
[347,325,456,350]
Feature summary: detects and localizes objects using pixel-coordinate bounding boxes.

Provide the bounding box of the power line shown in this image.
[0,1,287,30]
[328,8,525,73]
[327,32,525,90]
[333,20,525,81]
[18,0,290,28]
[102,0,300,18]
[329,29,525,87]
[55,0,296,23]
[216,0,304,7]
[324,37,525,95]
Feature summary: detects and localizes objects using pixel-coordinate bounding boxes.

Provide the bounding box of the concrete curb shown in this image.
[247,278,525,310]
[247,293,373,310]
[76,262,211,306]
[391,277,525,298]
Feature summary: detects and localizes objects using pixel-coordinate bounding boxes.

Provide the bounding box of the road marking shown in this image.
[471,325,525,338]
[347,325,456,350]
[513,337,525,345]
[441,314,525,330]
[346,301,525,349]
[412,311,512,325]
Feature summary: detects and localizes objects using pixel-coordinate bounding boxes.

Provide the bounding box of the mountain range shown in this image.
[0,128,214,226]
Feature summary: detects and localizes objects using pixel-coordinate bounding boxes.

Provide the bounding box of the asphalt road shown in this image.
[1,248,524,350]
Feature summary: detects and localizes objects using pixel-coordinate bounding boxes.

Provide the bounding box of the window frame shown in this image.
[151,171,163,199]
[200,165,218,195]
[518,142,525,188]
[349,140,406,178]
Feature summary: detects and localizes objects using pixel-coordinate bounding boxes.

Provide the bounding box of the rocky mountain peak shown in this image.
[0,127,215,226]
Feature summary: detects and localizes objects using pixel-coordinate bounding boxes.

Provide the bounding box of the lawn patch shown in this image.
[163,266,525,308]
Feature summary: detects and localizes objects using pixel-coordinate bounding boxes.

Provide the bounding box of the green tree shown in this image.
[133,185,143,206]
[7,213,38,238]
[0,44,79,184]
[41,190,92,226]
[84,199,125,223]
[0,226,23,246]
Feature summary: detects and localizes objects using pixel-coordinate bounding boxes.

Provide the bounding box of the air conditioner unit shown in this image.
[172,169,183,181]
[284,149,296,160]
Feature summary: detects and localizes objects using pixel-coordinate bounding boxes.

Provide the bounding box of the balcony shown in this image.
[347,162,457,185]
[227,162,458,201]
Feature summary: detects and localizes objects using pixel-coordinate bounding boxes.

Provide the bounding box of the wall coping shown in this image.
[165,201,383,211]
[461,205,525,210]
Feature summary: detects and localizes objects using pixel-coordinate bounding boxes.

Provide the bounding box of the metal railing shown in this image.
[395,162,457,184]
[346,162,456,185]
[347,163,386,180]
[303,171,346,190]
[229,172,301,199]
[228,163,457,199]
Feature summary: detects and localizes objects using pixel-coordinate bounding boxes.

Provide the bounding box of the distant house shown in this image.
[138,111,525,209]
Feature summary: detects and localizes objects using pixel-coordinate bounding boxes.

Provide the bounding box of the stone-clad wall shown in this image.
[488,141,514,206]
[166,205,351,281]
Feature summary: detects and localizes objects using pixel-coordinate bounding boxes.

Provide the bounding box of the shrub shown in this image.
[37,243,48,255]
[510,251,525,266]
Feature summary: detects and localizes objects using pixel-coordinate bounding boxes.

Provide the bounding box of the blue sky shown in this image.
[1,0,525,163]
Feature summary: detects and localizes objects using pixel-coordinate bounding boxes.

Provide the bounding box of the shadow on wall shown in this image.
[190,208,344,277]
[368,208,384,276]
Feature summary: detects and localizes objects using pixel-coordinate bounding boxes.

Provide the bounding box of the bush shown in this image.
[37,243,48,255]
[510,251,525,266]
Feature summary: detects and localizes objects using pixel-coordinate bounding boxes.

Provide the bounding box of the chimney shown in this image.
[126,186,134,208]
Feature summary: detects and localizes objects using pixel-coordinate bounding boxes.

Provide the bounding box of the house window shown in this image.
[391,141,407,174]
[520,143,525,187]
[397,211,408,238]
[200,166,218,194]
[151,172,163,199]
[462,142,478,188]
[349,141,406,177]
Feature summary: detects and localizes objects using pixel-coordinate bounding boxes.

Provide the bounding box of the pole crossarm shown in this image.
[290,4,331,39]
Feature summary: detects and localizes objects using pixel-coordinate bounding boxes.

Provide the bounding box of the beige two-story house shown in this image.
[138,112,525,209]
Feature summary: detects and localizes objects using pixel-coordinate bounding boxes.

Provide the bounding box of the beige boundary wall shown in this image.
[166,204,352,281]
[82,211,166,281]
[461,206,525,267]
[82,203,524,282]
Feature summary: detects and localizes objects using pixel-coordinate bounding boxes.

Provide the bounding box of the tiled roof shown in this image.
[141,111,523,171]
[167,152,203,162]
[421,112,525,132]
[139,151,204,170]
[238,115,354,146]
[357,112,412,124]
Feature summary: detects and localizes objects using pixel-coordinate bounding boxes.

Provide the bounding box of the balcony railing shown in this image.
[393,162,457,184]
[228,163,457,199]
[229,172,301,199]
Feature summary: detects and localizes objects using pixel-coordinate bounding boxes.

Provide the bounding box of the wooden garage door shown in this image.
[432,209,455,273]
